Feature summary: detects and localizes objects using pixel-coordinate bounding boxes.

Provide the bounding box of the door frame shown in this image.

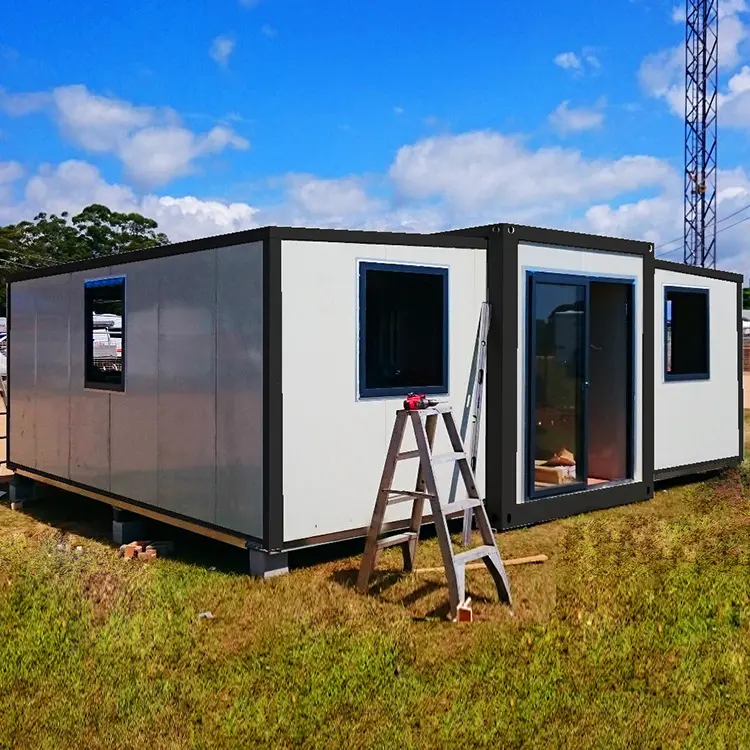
[525,271,636,501]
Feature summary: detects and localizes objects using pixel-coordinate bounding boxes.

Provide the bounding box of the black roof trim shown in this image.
[6,224,487,283]
[436,222,653,257]
[654,257,743,284]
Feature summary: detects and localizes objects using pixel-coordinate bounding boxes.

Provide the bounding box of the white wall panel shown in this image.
[654,269,739,470]
[281,239,486,544]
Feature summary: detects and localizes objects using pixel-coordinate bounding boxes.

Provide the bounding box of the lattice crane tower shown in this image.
[684,0,719,268]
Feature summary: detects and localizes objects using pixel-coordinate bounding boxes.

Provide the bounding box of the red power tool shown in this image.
[403,393,439,410]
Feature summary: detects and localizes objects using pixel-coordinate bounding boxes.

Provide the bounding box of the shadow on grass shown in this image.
[7,483,251,577]
[6,477,488,588]
[654,469,724,493]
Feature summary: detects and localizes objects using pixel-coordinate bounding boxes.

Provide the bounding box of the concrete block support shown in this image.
[112,507,146,546]
[249,549,289,579]
[9,476,36,510]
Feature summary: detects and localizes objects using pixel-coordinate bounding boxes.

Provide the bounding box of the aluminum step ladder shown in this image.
[356,401,512,619]
[461,300,491,546]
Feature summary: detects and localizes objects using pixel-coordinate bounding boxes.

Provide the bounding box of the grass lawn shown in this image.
[1,420,750,749]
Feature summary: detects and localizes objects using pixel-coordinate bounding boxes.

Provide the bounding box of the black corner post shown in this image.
[263,229,284,553]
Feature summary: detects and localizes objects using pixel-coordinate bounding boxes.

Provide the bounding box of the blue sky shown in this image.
[1,0,750,274]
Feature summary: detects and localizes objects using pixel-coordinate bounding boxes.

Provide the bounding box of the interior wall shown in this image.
[516,243,644,506]
[587,282,631,481]
[654,269,739,470]
[280,239,487,545]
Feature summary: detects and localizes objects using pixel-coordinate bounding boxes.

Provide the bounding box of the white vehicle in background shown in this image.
[92,314,122,372]
[0,314,121,380]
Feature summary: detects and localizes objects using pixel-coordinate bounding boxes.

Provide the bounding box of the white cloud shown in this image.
[394,106,405,115]
[261,24,277,38]
[3,130,750,277]
[637,45,684,116]
[118,125,248,185]
[555,52,582,71]
[548,99,606,134]
[388,130,676,217]
[0,160,260,242]
[0,87,50,116]
[555,49,601,75]
[284,174,385,222]
[580,165,750,270]
[1,84,248,188]
[210,35,236,66]
[52,84,156,152]
[0,161,23,184]
[640,0,750,117]
[719,64,750,124]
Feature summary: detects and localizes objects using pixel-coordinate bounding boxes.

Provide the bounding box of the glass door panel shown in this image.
[528,275,588,497]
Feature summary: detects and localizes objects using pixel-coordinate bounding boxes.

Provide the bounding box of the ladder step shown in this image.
[386,489,434,499]
[396,450,420,460]
[386,494,416,506]
[441,497,482,515]
[376,532,418,550]
[453,545,496,566]
[430,451,466,465]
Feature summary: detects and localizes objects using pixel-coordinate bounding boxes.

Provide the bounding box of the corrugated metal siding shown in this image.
[69,269,111,490]
[216,243,264,537]
[34,275,71,479]
[109,259,159,508]
[8,242,265,538]
[8,281,37,468]
[157,250,217,524]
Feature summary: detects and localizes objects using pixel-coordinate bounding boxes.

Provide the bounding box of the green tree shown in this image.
[743,286,750,310]
[0,204,169,313]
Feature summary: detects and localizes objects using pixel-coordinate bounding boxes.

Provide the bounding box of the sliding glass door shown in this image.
[526,272,635,500]
[527,274,588,497]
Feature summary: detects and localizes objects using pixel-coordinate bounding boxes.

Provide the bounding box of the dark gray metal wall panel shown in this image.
[157,250,217,523]
[8,281,37,468]
[109,260,159,508]
[34,275,71,479]
[69,269,111,490]
[216,242,264,536]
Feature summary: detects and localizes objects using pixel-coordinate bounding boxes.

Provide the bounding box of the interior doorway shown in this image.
[526,273,635,499]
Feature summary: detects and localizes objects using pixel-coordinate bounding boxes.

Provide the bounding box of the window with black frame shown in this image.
[358,262,448,399]
[84,276,125,391]
[664,286,709,381]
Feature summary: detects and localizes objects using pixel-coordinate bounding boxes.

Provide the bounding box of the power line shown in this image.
[657,212,750,259]
[653,199,750,256]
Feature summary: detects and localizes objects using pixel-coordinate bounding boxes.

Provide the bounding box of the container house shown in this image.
[6,223,743,576]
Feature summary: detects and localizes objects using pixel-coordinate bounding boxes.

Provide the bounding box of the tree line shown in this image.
[0,204,169,313]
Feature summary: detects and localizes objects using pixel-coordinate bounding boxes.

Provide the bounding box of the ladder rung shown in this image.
[376,532,417,550]
[453,545,496,566]
[386,494,416,506]
[386,489,434,499]
[441,497,482,515]
[430,451,466,465]
[396,450,420,461]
